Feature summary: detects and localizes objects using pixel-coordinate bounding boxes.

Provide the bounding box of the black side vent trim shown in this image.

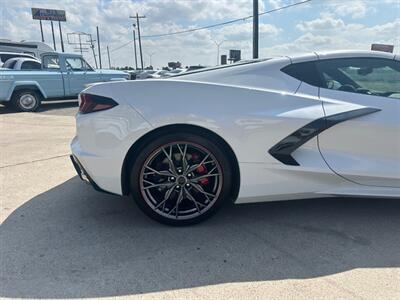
[268,107,381,166]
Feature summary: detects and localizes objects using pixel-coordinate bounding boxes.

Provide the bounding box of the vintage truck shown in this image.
[0,52,129,111]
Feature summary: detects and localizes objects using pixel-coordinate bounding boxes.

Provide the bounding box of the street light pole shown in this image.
[212,40,225,65]
[147,52,155,67]
[253,0,259,59]
[132,24,138,69]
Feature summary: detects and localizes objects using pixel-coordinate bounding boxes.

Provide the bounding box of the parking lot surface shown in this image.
[1,102,399,300]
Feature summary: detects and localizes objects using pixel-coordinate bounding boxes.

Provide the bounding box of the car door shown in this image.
[317,57,400,187]
[81,58,102,84]
[65,57,88,95]
[41,55,65,98]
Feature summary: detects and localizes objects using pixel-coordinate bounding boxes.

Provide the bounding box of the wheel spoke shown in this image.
[191,182,217,200]
[177,144,188,171]
[187,153,211,173]
[162,146,177,174]
[192,173,222,181]
[144,165,173,176]
[143,181,174,190]
[167,188,183,217]
[184,188,205,213]
[154,185,176,210]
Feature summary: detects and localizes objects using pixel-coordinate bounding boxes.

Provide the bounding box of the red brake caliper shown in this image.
[196,164,209,185]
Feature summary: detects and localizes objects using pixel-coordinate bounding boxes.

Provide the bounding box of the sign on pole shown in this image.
[371,44,394,53]
[31,8,66,22]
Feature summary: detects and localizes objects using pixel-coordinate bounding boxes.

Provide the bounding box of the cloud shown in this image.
[296,16,346,32]
[332,0,368,19]
[262,18,400,57]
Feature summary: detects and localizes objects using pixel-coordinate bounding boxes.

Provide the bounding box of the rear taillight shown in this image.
[79,93,118,114]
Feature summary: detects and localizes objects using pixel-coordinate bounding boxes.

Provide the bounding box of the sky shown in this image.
[0,0,399,69]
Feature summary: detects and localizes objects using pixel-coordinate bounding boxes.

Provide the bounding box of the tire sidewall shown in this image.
[130,132,233,226]
[12,90,41,112]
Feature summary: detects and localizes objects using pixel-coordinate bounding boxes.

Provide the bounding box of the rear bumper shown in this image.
[70,154,118,196]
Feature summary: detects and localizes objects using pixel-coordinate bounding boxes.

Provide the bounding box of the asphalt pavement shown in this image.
[0,102,399,300]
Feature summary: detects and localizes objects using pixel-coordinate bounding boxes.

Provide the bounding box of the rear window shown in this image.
[21,61,41,70]
[281,61,323,87]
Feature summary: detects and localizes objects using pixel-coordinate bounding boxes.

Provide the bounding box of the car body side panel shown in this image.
[80,80,350,200]
[319,89,400,188]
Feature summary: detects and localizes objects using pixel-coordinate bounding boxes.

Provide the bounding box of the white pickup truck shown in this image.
[0,52,129,111]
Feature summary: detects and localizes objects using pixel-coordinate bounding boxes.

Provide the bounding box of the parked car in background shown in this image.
[2,57,41,70]
[127,70,143,80]
[152,70,169,78]
[0,52,37,67]
[0,52,129,112]
[164,68,186,76]
[187,65,206,71]
[136,70,158,79]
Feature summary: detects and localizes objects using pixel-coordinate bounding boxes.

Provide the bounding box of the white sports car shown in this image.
[70,50,400,225]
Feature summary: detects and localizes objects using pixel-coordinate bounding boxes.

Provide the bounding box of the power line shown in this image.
[140,0,311,39]
[109,0,311,53]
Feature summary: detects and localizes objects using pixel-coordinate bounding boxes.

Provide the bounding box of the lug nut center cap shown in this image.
[177,176,187,185]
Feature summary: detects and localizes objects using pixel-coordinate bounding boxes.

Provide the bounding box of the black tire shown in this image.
[130,131,233,226]
[11,90,41,112]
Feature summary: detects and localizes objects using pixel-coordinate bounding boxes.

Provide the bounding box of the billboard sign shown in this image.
[229,50,241,62]
[31,8,66,22]
[371,43,394,53]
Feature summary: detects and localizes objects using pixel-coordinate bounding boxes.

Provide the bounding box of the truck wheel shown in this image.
[11,90,41,112]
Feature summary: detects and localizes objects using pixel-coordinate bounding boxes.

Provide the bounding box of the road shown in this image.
[0,99,79,116]
[0,102,399,300]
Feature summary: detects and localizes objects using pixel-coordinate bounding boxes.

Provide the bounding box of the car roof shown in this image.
[7,57,40,62]
[289,50,396,62]
[41,52,83,58]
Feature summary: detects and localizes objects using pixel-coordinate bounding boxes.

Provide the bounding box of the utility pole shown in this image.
[96,26,102,69]
[51,21,57,51]
[130,14,146,70]
[253,0,259,59]
[39,20,44,42]
[58,21,64,52]
[212,40,225,65]
[107,45,111,69]
[132,24,138,69]
[90,36,98,68]
[78,34,82,55]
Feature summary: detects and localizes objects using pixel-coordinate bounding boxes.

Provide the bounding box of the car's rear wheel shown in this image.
[11,90,41,112]
[130,132,233,225]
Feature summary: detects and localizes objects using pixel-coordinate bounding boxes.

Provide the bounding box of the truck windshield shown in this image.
[66,57,93,71]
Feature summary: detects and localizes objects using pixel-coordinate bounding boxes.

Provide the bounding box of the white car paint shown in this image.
[2,57,41,70]
[71,50,400,207]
